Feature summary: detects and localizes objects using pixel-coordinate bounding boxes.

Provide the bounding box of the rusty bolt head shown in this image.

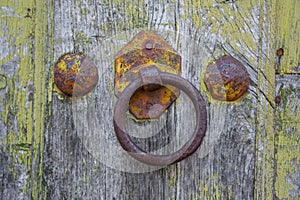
[54,52,99,97]
[204,55,250,102]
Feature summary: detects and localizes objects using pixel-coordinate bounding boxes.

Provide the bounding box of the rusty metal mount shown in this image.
[114,31,182,119]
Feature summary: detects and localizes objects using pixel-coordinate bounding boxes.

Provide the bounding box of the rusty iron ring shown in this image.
[113,69,207,166]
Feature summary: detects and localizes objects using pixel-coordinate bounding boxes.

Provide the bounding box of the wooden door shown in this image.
[1,0,299,199]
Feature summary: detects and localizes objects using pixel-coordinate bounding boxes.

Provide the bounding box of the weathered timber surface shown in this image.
[275,75,300,199]
[0,0,299,199]
[0,0,53,199]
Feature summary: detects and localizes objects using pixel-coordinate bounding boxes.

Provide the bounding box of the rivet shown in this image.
[275,95,281,105]
[145,41,154,50]
[276,48,284,58]
[54,52,99,97]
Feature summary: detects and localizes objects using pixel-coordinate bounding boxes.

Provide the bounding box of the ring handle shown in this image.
[113,67,207,166]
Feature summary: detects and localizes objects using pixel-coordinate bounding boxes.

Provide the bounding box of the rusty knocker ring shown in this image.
[113,66,207,166]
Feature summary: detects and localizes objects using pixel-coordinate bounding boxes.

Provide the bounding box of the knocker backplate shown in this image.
[114,31,182,119]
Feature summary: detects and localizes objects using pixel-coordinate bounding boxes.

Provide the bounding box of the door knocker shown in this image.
[113,31,207,166]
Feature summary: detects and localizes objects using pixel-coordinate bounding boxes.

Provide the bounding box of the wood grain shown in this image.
[45,1,257,199]
[0,0,53,199]
[275,75,300,199]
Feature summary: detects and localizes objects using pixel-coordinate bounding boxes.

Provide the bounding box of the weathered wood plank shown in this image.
[254,0,277,199]
[0,0,53,199]
[31,1,54,198]
[180,1,259,199]
[276,0,300,73]
[275,75,300,199]
[274,1,300,199]
[43,0,260,199]
[0,2,36,199]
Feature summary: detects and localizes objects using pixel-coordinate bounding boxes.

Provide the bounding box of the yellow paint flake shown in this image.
[276,0,300,73]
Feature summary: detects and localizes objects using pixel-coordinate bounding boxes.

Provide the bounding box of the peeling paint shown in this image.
[275,76,300,199]
[0,0,53,198]
[276,0,300,73]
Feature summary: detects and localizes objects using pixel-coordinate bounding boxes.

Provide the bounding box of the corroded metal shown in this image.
[204,55,250,102]
[113,67,207,166]
[276,48,284,58]
[275,95,281,105]
[114,31,181,119]
[54,52,99,97]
